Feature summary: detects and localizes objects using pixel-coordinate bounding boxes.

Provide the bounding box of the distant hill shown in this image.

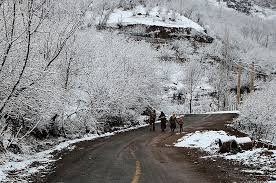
[253,0,276,9]
[213,0,276,18]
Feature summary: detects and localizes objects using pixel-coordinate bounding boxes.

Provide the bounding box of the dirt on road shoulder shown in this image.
[153,113,264,183]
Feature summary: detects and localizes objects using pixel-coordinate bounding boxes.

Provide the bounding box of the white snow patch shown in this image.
[98,6,205,32]
[175,130,236,153]
[175,130,276,176]
[235,137,251,144]
[241,169,265,174]
[224,148,276,165]
[0,170,6,182]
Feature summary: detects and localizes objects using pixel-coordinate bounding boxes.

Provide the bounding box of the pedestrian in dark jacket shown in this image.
[159,111,167,132]
[169,112,177,132]
[149,110,156,131]
[177,115,184,133]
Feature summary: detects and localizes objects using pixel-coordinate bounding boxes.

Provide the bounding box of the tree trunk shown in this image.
[189,99,192,114]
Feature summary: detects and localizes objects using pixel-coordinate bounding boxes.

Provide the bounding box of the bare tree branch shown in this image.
[0,0,16,73]
[0,0,34,114]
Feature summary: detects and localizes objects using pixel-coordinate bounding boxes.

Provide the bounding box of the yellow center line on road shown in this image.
[131,160,141,183]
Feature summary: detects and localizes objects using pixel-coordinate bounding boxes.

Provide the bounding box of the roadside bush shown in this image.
[234,80,276,143]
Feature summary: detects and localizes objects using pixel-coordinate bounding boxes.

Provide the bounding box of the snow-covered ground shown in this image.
[96,5,205,32]
[175,130,237,153]
[0,123,148,182]
[175,130,276,179]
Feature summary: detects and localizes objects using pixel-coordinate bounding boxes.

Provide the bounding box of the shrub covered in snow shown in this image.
[235,79,276,144]
[68,30,160,133]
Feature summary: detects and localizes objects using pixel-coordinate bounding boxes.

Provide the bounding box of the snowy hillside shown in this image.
[208,0,276,19]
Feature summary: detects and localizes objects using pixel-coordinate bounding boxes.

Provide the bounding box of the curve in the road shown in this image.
[42,113,239,183]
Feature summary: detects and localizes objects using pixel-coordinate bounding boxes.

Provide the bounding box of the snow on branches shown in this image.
[69,30,159,133]
[0,0,80,145]
[235,79,276,144]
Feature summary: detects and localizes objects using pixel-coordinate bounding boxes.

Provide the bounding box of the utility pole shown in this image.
[236,64,242,106]
[249,62,255,93]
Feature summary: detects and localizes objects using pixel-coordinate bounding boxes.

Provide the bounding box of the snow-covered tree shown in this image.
[58,29,160,134]
[0,0,79,143]
[185,60,202,113]
[235,79,276,143]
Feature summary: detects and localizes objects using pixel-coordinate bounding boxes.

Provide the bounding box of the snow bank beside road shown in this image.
[175,130,276,178]
[175,131,236,154]
[0,133,109,183]
[0,124,148,182]
[225,148,276,167]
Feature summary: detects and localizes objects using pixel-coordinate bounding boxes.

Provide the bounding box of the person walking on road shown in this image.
[159,111,167,132]
[149,110,156,131]
[177,115,184,133]
[169,112,177,132]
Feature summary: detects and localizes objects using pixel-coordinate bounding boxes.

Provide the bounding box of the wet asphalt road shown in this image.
[43,113,238,183]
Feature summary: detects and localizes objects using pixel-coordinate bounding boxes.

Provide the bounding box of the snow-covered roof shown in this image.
[103,6,205,33]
